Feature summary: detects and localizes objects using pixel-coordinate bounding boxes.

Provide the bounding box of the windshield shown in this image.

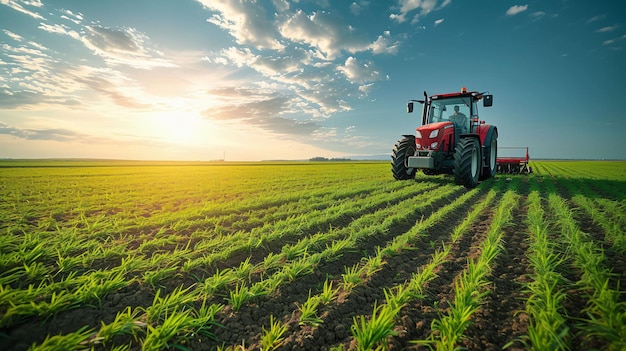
[427,97,471,133]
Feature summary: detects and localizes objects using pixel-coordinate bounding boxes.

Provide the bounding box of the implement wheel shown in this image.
[454,137,481,188]
[391,136,417,180]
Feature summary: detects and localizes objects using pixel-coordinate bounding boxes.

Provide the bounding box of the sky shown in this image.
[1,0,625,161]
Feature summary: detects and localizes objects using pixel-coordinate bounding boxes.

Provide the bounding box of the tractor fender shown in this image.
[477,125,497,147]
[480,126,498,147]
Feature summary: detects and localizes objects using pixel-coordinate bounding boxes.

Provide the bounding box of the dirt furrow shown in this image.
[461,199,531,350]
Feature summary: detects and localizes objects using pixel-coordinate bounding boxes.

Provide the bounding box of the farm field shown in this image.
[0,160,625,351]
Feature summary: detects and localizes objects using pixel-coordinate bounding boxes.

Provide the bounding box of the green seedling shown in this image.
[260,315,288,351]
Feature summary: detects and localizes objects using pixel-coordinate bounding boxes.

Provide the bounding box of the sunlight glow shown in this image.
[152,111,205,145]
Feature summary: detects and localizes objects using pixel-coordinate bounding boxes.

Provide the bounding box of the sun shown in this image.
[151,111,205,144]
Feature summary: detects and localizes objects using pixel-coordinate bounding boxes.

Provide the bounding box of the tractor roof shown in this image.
[431,87,484,101]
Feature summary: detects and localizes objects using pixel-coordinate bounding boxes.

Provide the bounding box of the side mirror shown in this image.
[407,102,414,113]
[483,95,493,107]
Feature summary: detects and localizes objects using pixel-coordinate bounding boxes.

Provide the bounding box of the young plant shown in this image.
[143,266,179,289]
[234,257,254,281]
[363,248,386,277]
[226,283,252,312]
[319,279,339,305]
[27,326,94,351]
[297,293,323,327]
[142,308,194,351]
[351,303,398,351]
[260,315,288,351]
[201,268,238,296]
[95,306,145,345]
[341,264,364,292]
[147,285,197,323]
[76,269,129,306]
[284,257,315,282]
[190,300,223,340]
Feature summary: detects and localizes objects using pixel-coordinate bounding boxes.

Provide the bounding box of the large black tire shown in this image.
[391,136,417,180]
[453,137,481,188]
[479,131,498,180]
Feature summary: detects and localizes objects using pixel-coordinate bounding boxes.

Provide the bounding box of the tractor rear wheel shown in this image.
[391,136,417,180]
[479,131,497,180]
[453,137,481,188]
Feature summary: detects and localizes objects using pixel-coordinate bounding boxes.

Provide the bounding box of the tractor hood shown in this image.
[418,121,453,131]
[415,121,455,151]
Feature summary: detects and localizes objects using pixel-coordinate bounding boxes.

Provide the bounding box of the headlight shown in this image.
[430,142,438,149]
[415,131,422,138]
[416,143,421,149]
[429,129,439,138]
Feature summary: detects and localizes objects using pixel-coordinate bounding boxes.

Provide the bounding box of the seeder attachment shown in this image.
[496,147,532,174]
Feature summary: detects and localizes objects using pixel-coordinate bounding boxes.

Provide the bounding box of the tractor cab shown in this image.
[426,98,471,141]
[407,87,492,136]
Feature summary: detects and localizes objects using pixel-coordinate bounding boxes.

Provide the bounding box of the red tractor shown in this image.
[391,87,497,188]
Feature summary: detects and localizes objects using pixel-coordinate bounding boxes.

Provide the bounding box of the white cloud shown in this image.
[278,10,398,60]
[197,0,285,50]
[202,88,323,136]
[3,30,24,42]
[596,25,620,33]
[358,83,374,93]
[506,5,528,16]
[2,42,48,58]
[350,2,361,15]
[587,15,606,24]
[603,34,626,46]
[278,9,372,60]
[434,18,444,26]
[39,22,176,69]
[38,23,80,39]
[69,66,152,109]
[273,0,289,12]
[59,9,83,24]
[1,36,159,110]
[213,46,358,116]
[390,0,441,24]
[221,46,311,77]
[27,41,47,51]
[1,0,45,20]
[369,32,400,55]
[531,11,545,20]
[336,56,381,84]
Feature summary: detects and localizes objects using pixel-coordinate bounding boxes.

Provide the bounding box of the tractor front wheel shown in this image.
[454,137,481,188]
[391,136,417,180]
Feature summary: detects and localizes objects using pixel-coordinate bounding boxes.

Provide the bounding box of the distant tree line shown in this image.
[309,157,351,162]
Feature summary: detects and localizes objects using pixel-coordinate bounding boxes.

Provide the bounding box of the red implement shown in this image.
[497,147,532,173]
